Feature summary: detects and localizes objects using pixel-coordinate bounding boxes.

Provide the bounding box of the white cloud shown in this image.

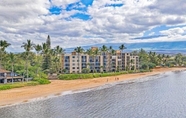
[160,27,185,36]
[0,0,186,52]
[51,0,80,8]
[148,0,186,15]
[148,32,155,36]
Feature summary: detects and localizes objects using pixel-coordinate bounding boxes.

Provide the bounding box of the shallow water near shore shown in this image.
[1,70,186,118]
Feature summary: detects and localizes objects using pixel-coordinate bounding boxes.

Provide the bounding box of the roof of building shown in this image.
[91,47,98,51]
[0,69,10,73]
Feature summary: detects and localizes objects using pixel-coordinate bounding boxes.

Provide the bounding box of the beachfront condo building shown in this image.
[61,47,139,73]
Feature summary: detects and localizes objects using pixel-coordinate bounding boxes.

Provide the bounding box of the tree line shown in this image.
[0,35,65,80]
[0,35,186,80]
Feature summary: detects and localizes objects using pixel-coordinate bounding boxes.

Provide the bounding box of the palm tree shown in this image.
[130,59,135,70]
[162,54,165,66]
[132,50,138,56]
[108,46,113,72]
[50,48,57,73]
[74,46,84,73]
[119,44,127,71]
[165,55,170,67]
[9,53,15,83]
[175,53,183,66]
[34,44,42,56]
[55,45,65,73]
[93,48,100,73]
[157,54,162,66]
[0,40,11,70]
[148,51,157,64]
[109,48,116,72]
[34,44,42,76]
[100,45,108,72]
[119,44,127,53]
[86,49,94,71]
[21,40,34,81]
[112,49,116,70]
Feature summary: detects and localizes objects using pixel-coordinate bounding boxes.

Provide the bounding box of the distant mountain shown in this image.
[65,41,186,55]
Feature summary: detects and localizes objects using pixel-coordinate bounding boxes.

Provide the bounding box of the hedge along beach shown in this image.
[0,67,186,107]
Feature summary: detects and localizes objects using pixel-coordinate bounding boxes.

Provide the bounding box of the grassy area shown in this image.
[58,70,150,80]
[0,78,51,91]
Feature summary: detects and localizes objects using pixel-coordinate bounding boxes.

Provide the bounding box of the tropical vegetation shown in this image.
[0,35,186,87]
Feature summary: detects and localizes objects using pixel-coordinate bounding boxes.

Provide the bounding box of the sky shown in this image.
[0,0,186,52]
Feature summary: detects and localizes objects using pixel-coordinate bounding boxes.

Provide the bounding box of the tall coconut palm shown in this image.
[34,44,42,56]
[0,40,11,70]
[108,46,116,72]
[55,45,65,73]
[132,50,138,56]
[108,46,113,72]
[119,44,127,53]
[93,48,100,73]
[86,49,94,72]
[100,45,108,72]
[161,54,165,66]
[50,48,57,73]
[175,53,183,66]
[74,46,84,73]
[34,44,42,76]
[9,53,15,83]
[21,40,34,81]
[110,49,116,72]
[165,55,170,66]
[157,54,162,66]
[119,44,127,71]
[130,59,134,70]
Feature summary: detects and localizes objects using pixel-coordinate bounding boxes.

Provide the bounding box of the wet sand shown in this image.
[0,67,185,106]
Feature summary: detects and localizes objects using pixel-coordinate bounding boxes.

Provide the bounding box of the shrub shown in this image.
[128,70,135,73]
[140,69,150,73]
[148,62,156,69]
[0,82,39,91]
[58,71,130,80]
[33,78,51,84]
[0,85,13,90]
[82,68,90,73]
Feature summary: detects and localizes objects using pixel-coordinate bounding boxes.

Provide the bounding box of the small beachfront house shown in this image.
[0,69,23,83]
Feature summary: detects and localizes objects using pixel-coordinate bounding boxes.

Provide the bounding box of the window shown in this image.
[72,67,75,69]
[72,56,75,58]
[65,56,69,59]
[72,60,75,62]
[65,64,69,66]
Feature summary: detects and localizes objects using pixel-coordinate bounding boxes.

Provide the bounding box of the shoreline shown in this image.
[0,67,186,107]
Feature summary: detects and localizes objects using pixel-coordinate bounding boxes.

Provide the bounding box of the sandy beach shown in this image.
[0,67,185,107]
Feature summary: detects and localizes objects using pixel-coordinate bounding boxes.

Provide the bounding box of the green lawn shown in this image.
[0,78,51,91]
[58,70,150,80]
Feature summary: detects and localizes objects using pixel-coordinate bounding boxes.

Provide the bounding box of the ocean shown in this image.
[0,70,186,118]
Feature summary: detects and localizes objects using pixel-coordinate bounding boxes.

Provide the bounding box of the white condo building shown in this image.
[61,47,139,73]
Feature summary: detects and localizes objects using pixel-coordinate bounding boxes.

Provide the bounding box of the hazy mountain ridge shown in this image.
[65,41,186,54]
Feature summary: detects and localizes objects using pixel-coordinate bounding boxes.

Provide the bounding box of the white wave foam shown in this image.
[61,91,73,95]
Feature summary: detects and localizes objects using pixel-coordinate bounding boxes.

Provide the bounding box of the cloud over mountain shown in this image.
[0,0,186,52]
